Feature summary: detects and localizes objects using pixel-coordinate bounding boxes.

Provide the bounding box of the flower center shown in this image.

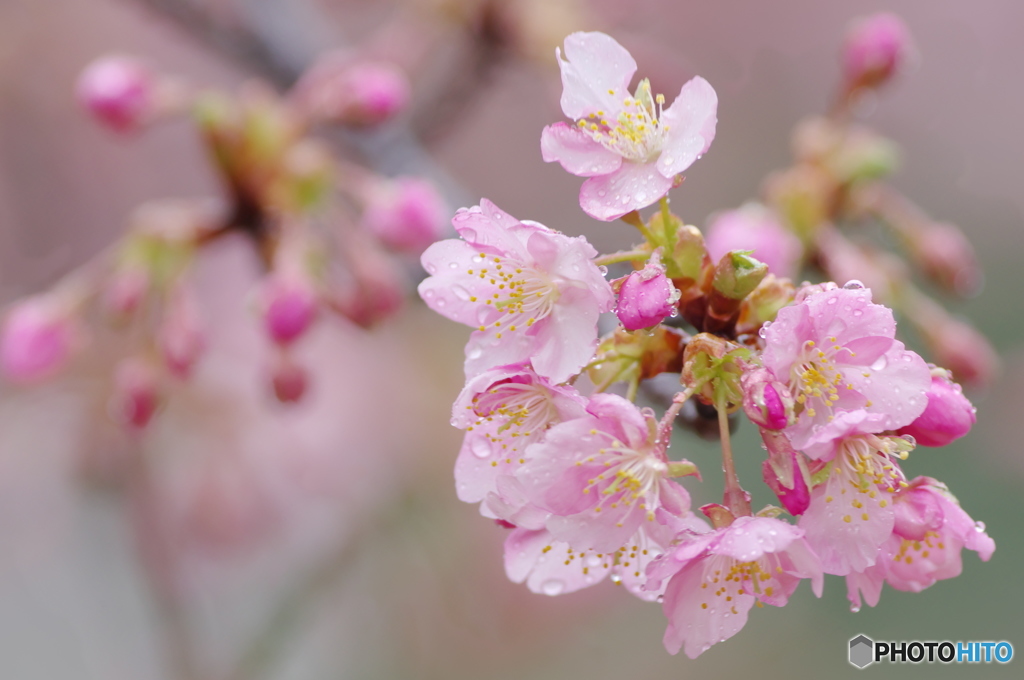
[789,337,855,419]
[697,553,785,613]
[581,431,667,521]
[469,380,560,465]
[577,80,669,163]
[468,253,560,338]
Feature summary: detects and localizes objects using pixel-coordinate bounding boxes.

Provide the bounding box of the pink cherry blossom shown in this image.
[897,370,976,447]
[516,393,697,553]
[705,204,804,279]
[451,363,586,504]
[504,523,688,600]
[541,32,717,221]
[646,516,823,658]
[759,428,810,516]
[846,477,995,609]
[797,412,914,575]
[761,285,931,451]
[418,200,613,382]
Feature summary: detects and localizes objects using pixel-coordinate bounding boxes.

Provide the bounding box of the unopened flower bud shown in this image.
[706,204,803,279]
[615,260,677,331]
[271,356,308,403]
[102,267,150,317]
[735,274,795,335]
[759,429,811,516]
[915,222,979,296]
[110,358,161,429]
[763,165,833,241]
[158,292,204,378]
[664,222,709,282]
[1,297,76,384]
[843,13,912,91]
[76,56,154,133]
[299,56,410,126]
[712,251,768,301]
[896,370,976,447]
[330,237,404,328]
[363,177,447,254]
[262,275,318,346]
[925,317,998,388]
[741,368,795,430]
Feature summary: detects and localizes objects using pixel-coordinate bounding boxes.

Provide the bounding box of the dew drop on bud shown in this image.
[975,521,986,532]
[850,603,861,613]
[843,279,865,290]
[758,321,773,339]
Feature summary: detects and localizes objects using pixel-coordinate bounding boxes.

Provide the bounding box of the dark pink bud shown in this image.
[343,62,410,125]
[76,56,154,133]
[263,276,318,345]
[363,177,447,254]
[760,429,810,516]
[272,358,308,403]
[843,13,911,90]
[741,368,795,430]
[615,262,676,330]
[110,359,161,429]
[1,298,76,384]
[897,371,976,447]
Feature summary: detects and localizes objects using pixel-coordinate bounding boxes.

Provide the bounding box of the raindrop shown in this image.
[610,574,622,584]
[470,438,492,458]
[637,192,647,202]
[975,521,986,533]
[452,285,471,300]
[467,347,483,360]
[598,265,609,275]
[850,603,861,613]
[448,262,459,269]
[758,321,773,339]
[541,579,565,596]
[827,297,838,305]
[870,356,888,371]
[900,434,916,447]
[461,228,478,242]
[423,289,435,298]
[843,280,865,290]
[436,299,447,307]
[586,554,603,567]
[425,264,438,274]
[598,190,607,197]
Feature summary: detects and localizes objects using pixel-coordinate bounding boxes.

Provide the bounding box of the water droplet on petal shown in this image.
[900,434,916,447]
[850,603,861,613]
[758,321,773,339]
[610,573,622,584]
[542,579,565,596]
[843,280,865,290]
[871,356,888,371]
[598,265,609,275]
[436,298,447,307]
[470,438,492,458]
[467,346,483,360]
[452,285,471,300]
[448,262,459,269]
[975,521,987,532]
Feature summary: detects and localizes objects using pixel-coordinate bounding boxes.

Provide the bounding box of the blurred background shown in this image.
[0,0,1022,678]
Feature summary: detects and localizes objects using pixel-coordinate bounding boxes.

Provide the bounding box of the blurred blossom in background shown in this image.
[0,0,1022,679]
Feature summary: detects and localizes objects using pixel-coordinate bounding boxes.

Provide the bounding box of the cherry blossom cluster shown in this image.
[2,52,446,425]
[420,27,993,658]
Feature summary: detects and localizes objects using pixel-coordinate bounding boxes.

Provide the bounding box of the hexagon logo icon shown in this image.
[849,634,874,669]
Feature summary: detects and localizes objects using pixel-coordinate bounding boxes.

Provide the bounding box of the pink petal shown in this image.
[541,122,623,177]
[662,558,754,658]
[712,516,803,562]
[558,32,636,120]
[579,162,674,221]
[656,76,718,178]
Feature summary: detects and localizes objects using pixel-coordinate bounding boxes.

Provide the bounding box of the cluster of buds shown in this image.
[420,28,993,658]
[2,51,447,425]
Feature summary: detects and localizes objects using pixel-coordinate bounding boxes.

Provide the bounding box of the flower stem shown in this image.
[594,249,651,266]
[620,210,656,243]
[659,195,675,244]
[716,395,751,516]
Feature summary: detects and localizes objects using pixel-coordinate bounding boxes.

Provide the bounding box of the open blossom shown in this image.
[646,516,823,658]
[516,393,697,553]
[797,411,914,575]
[451,363,586,505]
[541,32,717,221]
[846,477,995,609]
[761,285,930,451]
[418,200,613,382]
[504,520,705,601]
